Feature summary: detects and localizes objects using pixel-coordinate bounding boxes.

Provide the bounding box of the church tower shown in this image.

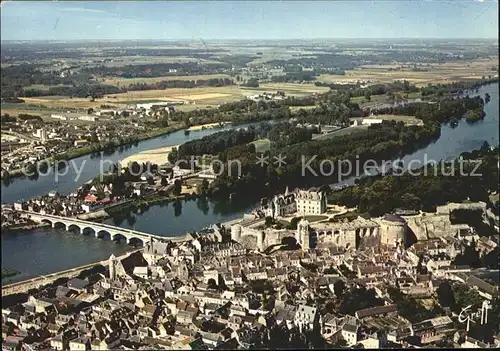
[109,254,117,281]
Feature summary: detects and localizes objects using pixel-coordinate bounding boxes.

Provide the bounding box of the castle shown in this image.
[235,187,408,252]
[260,187,327,218]
[231,214,408,252]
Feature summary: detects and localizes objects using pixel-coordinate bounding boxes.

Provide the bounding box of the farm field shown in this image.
[95,56,221,66]
[102,73,233,87]
[240,83,329,96]
[17,82,329,111]
[0,104,67,120]
[318,58,498,86]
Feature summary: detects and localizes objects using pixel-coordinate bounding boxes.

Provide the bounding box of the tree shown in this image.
[173,179,182,196]
[436,281,455,307]
[207,278,218,289]
[160,176,169,186]
[287,217,301,230]
[243,78,259,88]
[485,93,491,103]
[90,132,99,143]
[87,107,94,115]
[416,254,428,274]
[265,216,274,227]
[454,240,481,268]
[333,280,346,298]
[452,284,483,313]
[364,92,371,102]
[197,179,209,195]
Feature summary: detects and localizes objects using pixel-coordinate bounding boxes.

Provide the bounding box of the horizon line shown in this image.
[1,37,499,43]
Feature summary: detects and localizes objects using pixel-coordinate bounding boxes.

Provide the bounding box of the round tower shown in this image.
[379,214,407,247]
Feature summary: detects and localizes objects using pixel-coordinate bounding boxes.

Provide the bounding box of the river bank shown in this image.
[186,121,232,131]
[1,124,184,183]
[1,221,51,233]
[1,122,255,204]
[120,144,180,166]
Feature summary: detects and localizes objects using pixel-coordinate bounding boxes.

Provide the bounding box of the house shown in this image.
[67,278,91,292]
[411,316,454,345]
[177,310,197,324]
[50,329,78,350]
[84,194,98,203]
[465,275,499,300]
[133,183,145,196]
[355,305,398,320]
[341,318,359,346]
[74,139,90,147]
[357,265,385,278]
[294,304,317,330]
[69,336,91,351]
[132,266,149,279]
[461,336,491,348]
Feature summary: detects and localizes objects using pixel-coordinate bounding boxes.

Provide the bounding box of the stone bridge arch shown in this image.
[96,229,111,240]
[40,218,53,227]
[112,233,128,243]
[67,224,82,234]
[128,237,144,247]
[53,221,68,231]
[81,226,97,236]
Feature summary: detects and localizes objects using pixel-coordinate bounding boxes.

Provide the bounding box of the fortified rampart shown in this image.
[1,250,140,296]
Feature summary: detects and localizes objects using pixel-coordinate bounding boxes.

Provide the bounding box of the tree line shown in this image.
[127,78,233,91]
[329,144,498,217]
[207,120,441,198]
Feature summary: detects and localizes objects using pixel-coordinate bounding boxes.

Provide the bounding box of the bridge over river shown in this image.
[18,210,187,245]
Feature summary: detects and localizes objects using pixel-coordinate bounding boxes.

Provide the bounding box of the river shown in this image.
[0,123,255,205]
[1,83,498,284]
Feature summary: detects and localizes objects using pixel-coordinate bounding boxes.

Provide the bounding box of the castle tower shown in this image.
[109,254,117,281]
[297,218,310,250]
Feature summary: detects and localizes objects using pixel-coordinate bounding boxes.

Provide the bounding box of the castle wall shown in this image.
[312,228,358,248]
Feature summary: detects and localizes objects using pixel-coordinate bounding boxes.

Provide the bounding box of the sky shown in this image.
[1,1,498,41]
